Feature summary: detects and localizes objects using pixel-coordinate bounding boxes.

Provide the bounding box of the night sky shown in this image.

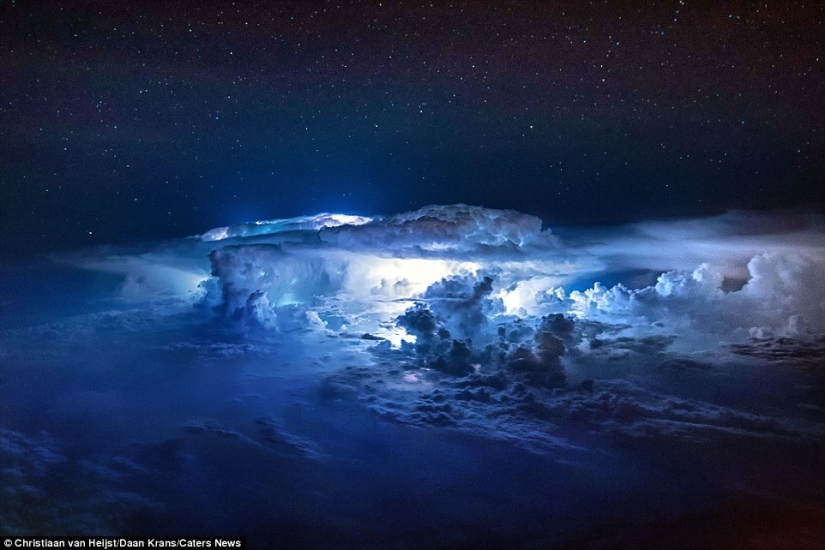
[1,0,823,253]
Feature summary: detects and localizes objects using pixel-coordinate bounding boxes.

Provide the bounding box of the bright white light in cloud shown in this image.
[343,256,481,299]
[68,205,825,352]
[200,212,373,242]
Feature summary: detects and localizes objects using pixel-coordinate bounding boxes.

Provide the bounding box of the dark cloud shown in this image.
[0,428,161,536]
[730,334,825,368]
[322,356,824,457]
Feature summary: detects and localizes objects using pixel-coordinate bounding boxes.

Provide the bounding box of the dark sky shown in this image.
[1,0,822,254]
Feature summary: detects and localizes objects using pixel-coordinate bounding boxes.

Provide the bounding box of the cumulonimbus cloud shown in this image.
[60,204,825,349]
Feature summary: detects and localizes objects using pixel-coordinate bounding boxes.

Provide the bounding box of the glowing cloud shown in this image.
[60,204,824,355]
[201,212,373,242]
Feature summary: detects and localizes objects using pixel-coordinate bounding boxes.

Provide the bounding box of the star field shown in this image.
[1,0,822,253]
